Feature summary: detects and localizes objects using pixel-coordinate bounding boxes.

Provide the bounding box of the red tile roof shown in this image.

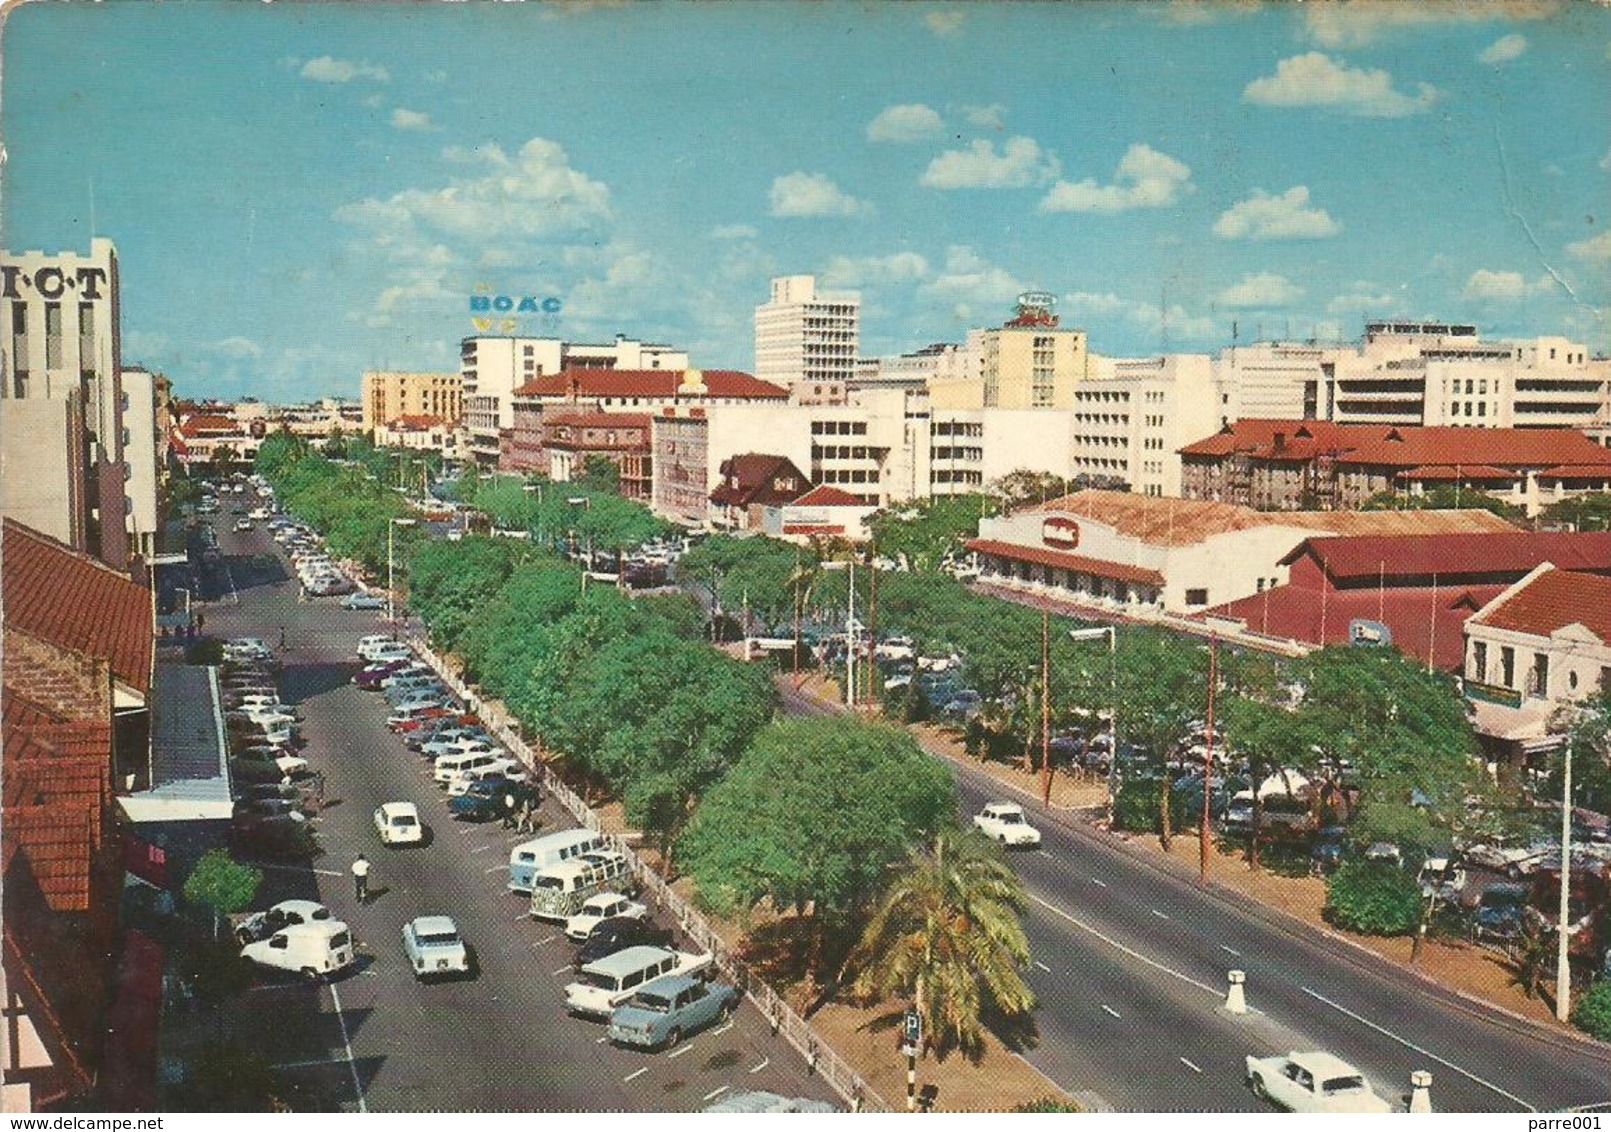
[1206,582,1499,670]
[386,414,448,430]
[1399,465,1519,481]
[177,414,240,436]
[1,804,100,912]
[3,520,153,694]
[514,369,789,400]
[710,453,810,508]
[964,538,1166,585]
[1470,566,1611,642]
[1539,465,1611,481]
[789,485,866,508]
[1180,419,1611,472]
[1284,531,1611,582]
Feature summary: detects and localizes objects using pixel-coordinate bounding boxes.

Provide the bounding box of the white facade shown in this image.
[853,337,981,394]
[461,335,688,466]
[1074,354,1220,497]
[120,366,160,560]
[754,275,860,404]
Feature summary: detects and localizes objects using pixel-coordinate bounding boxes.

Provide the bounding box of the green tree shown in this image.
[989,470,1073,512]
[407,536,529,651]
[865,494,998,573]
[847,827,1036,1060]
[577,455,621,494]
[1570,978,1611,1040]
[679,717,954,932]
[1324,859,1422,936]
[1541,492,1611,533]
[183,849,262,937]
[1546,688,1611,816]
[1359,485,1524,522]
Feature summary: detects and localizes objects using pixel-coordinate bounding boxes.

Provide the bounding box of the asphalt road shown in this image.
[776,679,1611,1113]
[197,518,840,1113]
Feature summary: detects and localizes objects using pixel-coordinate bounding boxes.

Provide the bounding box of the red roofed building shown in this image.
[709,454,811,530]
[763,484,879,544]
[1201,531,1611,671]
[538,412,653,500]
[1462,564,1611,764]
[373,413,457,454]
[1179,419,1611,515]
[504,368,787,475]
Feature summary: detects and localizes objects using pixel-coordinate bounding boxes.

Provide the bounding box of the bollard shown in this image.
[1225,969,1249,1014]
[1408,1070,1432,1113]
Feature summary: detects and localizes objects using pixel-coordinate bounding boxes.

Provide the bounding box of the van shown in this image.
[240,920,355,980]
[433,749,499,788]
[529,850,635,921]
[564,945,712,1019]
[507,829,606,893]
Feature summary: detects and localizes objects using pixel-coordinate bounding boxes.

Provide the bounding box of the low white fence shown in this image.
[405,634,884,1112]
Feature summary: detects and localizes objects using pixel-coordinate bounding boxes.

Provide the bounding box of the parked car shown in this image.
[355,661,415,690]
[402,915,470,982]
[1471,882,1531,943]
[448,776,526,822]
[233,797,308,831]
[1309,826,1349,874]
[940,690,984,720]
[341,592,387,611]
[973,802,1042,848]
[564,893,649,943]
[373,801,424,846]
[572,917,675,970]
[235,899,331,945]
[241,920,354,981]
[1417,856,1469,903]
[1245,1050,1391,1113]
[606,974,740,1050]
[233,518,254,533]
[235,781,317,812]
[1462,838,1553,878]
[230,749,310,780]
[565,946,713,1019]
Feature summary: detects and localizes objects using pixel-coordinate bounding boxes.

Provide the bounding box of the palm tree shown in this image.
[846,827,1036,1059]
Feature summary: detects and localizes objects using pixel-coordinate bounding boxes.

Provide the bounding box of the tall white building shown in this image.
[460,335,688,467]
[754,275,860,406]
[1073,354,1221,497]
[1,237,130,567]
[119,366,161,561]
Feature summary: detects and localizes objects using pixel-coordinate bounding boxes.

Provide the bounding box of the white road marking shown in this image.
[1029,894,1218,997]
[551,965,572,977]
[1091,877,1108,888]
[623,1067,649,1083]
[1151,909,1169,920]
[1101,1004,1121,1019]
[667,1044,695,1060]
[711,1022,735,1038]
[1034,961,1052,973]
[469,844,491,854]
[535,935,557,946]
[1298,986,1535,1111]
[484,865,509,874]
[274,1057,351,1069]
[702,1086,730,1102]
[250,862,345,878]
[1180,1057,1203,1074]
[748,1057,770,1075]
[596,1035,610,1045]
[1219,945,1241,957]
[326,980,368,1114]
[1036,849,1051,857]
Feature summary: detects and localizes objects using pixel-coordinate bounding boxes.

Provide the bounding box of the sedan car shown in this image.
[565,893,648,943]
[402,915,470,982]
[340,592,387,611]
[1461,839,1553,878]
[447,776,524,822]
[233,518,254,533]
[607,974,739,1050]
[572,917,675,971]
[973,803,1042,848]
[373,801,424,846]
[235,899,332,945]
[1245,1051,1391,1113]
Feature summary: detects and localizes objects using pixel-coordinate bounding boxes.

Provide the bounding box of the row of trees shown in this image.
[255,433,422,575]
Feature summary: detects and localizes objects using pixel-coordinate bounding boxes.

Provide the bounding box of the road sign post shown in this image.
[902,1008,923,1111]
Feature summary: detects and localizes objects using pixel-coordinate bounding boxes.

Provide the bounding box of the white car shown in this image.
[223,637,273,662]
[1245,1051,1391,1113]
[373,801,424,846]
[973,803,1042,848]
[234,899,331,945]
[1461,839,1553,878]
[564,892,649,943]
[402,915,470,981]
[241,920,355,981]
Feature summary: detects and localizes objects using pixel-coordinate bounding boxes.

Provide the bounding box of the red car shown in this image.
[355,659,414,689]
[390,706,455,733]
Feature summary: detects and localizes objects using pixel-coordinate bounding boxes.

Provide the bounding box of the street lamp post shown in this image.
[523,481,544,546]
[1556,739,1574,1022]
[1069,626,1118,818]
[387,517,417,627]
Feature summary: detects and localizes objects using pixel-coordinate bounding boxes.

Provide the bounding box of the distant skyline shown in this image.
[3,0,1608,402]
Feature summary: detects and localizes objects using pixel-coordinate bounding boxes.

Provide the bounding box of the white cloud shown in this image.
[1243,53,1440,117]
[710,224,758,240]
[1462,269,1553,300]
[1213,186,1341,240]
[918,246,1027,320]
[1479,34,1528,64]
[1304,2,1556,49]
[1063,291,1219,341]
[925,11,964,37]
[209,336,263,358]
[1062,291,1130,316]
[1327,285,1399,315]
[1566,229,1611,263]
[1217,272,1304,308]
[300,56,390,83]
[821,252,930,288]
[1039,143,1193,214]
[423,69,448,84]
[963,103,1006,130]
[768,172,869,217]
[867,103,944,143]
[1600,148,1611,172]
[391,108,433,131]
[921,137,1057,190]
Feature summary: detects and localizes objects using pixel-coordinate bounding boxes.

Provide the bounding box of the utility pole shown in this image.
[866,544,879,706]
[846,556,857,709]
[1556,739,1574,1021]
[1201,635,1218,885]
[1041,609,1052,808]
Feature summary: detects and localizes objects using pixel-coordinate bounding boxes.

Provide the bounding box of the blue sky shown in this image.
[3,0,1608,402]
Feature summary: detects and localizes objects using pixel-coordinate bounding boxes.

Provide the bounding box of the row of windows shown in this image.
[932,447,982,461]
[931,421,983,438]
[1074,413,1131,426]
[813,444,875,460]
[810,420,868,436]
[816,467,878,485]
[1449,401,1489,418]
[1073,435,1129,448]
[931,469,984,485]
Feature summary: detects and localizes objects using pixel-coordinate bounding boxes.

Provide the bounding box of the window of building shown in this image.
[1531,654,1549,697]
[1500,646,1515,689]
[44,301,62,369]
[1472,641,1487,682]
[1185,587,1208,607]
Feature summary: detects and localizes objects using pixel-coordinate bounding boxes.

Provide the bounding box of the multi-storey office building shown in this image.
[753,275,859,405]
[360,371,462,432]
[1072,354,1220,497]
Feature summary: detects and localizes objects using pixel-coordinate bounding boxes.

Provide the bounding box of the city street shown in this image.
[777,679,1611,1113]
[197,519,840,1112]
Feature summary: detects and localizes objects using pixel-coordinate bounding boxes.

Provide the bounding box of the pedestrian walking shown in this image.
[352,854,371,904]
[519,790,539,834]
[279,625,287,649]
[501,789,518,830]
